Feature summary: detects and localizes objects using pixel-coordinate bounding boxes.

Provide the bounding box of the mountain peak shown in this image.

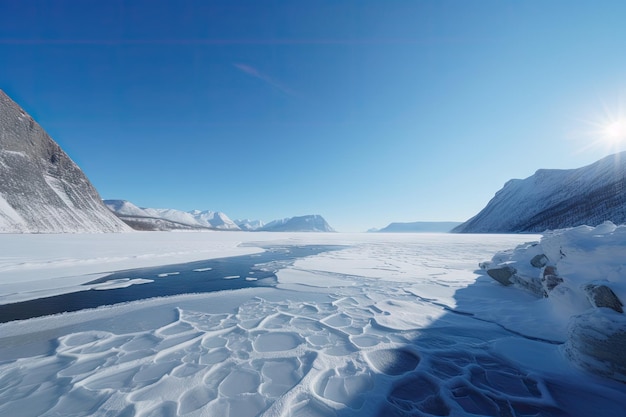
[454,152,626,233]
[261,214,335,232]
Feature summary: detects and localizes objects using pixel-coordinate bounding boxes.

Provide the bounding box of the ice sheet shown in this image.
[0,232,624,416]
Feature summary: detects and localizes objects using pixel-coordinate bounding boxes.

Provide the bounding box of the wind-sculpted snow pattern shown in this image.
[0,298,554,416]
[2,288,623,416]
[0,233,624,416]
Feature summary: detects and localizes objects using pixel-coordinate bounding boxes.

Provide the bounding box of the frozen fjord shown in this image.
[0,232,625,417]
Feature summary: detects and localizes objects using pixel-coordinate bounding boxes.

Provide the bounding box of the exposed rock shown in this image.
[542,274,563,293]
[530,254,549,268]
[541,265,563,293]
[565,309,626,383]
[486,266,516,286]
[543,265,557,277]
[511,275,546,298]
[583,283,624,313]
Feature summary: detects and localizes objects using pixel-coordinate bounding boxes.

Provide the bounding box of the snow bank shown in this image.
[480,222,626,382]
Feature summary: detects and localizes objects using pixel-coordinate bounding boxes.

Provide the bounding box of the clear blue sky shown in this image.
[2,1,626,231]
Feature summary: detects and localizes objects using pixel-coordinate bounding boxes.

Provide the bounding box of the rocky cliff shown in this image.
[0,91,131,233]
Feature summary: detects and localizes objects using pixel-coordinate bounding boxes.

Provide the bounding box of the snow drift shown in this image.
[479,222,626,382]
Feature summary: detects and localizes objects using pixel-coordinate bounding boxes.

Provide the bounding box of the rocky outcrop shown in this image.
[486,265,516,286]
[565,309,626,383]
[480,223,626,383]
[0,91,130,233]
[542,266,563,293]
[583,283,624,313]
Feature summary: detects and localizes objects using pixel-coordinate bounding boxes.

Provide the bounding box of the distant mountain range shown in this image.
[234,219,265,231]
[105,200,335,233]
[0,90,130,233]
[372,221,462,233]
[4,89,624,235]
[454,152,626,233]
[103,200,240,231]
[260,215,335,232]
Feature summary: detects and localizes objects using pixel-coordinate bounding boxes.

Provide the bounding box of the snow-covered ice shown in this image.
[0,232,625,416]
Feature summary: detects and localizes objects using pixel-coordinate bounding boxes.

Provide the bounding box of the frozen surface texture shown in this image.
[0,232,625,416]
[0,90,130,233]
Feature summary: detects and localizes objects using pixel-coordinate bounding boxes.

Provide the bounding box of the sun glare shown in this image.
[603,119,626,143]
[574,102,626,154]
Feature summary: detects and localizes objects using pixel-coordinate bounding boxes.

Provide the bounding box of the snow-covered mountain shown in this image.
[234,218,265,231]
[104,200,240,231]
[260,215,335,232]
[375,221,462,233]
[454,152,626,233]
[0,91,131,233]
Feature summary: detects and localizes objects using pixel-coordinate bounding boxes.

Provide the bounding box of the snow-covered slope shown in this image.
[104,200,240,231]
[376,221,462,233]
[454,152,626,233]
[260,214,335,232]
[0,91,130,233]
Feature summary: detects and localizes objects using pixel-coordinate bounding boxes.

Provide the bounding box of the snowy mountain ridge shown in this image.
[454,151,626,233]
[0,90,130,233]
[104,200,240,231]
[234,219,265,231]
[106,200,336,232]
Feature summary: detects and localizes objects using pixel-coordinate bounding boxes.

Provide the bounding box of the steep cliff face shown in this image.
[454,152,626,233]
[0,91,131,233]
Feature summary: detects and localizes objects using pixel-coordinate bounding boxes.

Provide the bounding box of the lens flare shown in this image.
[603,119,626,144]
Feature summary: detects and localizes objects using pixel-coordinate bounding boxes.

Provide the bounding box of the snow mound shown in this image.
[480,222,626,381]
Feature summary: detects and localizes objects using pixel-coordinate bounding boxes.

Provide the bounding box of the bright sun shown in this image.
[603,120,626,143]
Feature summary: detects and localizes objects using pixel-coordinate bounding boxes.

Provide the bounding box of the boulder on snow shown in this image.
[542,274,563,293]
[511,275,545,298]
[486,265,517,286]
[565,309,626,383]
[541,266,563,293]
[583,283,624,314]
[530,254,549,268]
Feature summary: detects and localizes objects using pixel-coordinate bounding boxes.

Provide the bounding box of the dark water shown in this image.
[0,245,342,323]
